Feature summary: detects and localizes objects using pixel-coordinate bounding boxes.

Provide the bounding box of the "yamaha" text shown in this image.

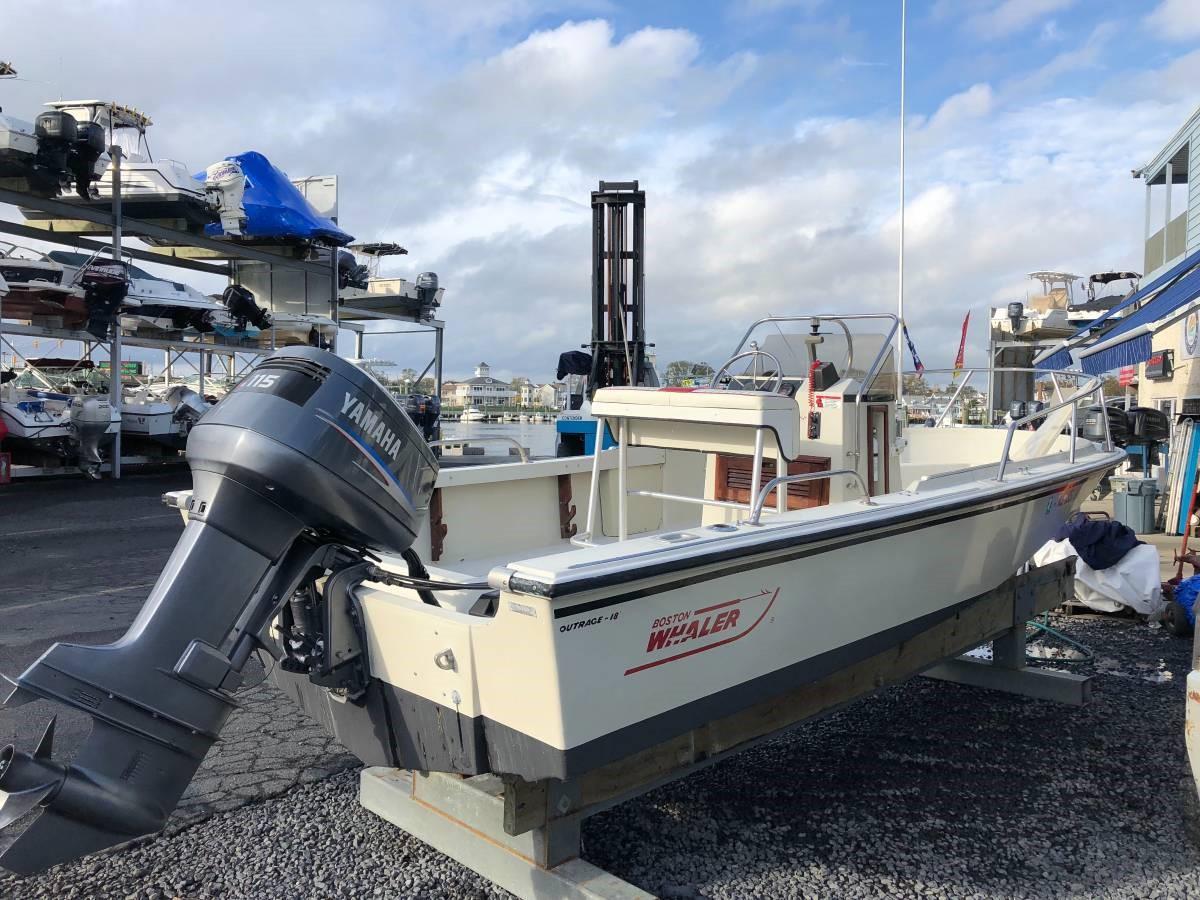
[341,392,404,460]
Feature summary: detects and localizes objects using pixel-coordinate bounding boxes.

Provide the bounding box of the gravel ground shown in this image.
[1,613,1196,899]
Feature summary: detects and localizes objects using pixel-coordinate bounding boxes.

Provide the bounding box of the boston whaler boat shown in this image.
[0,311,1120,870]
[0,175,1126,876]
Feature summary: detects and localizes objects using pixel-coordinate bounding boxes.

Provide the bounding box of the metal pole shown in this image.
[895,0,907,417]
[1166,162,1174,234]
[584,417,605,540]
[434,324,444,441]
[355,330,364,359]
[109,146,123,480]
[618,418,628,542]
[751,428,765,513]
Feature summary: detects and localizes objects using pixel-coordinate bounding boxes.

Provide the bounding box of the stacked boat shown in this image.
[0,358,119,476]
[121,382,211,450]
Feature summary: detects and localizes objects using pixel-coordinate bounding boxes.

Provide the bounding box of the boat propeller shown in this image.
[0,716,61,829]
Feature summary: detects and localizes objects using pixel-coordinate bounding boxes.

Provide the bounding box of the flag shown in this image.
[952,311,970,378]
[903,323,925,375]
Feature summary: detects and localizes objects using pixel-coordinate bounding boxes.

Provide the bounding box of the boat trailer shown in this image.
[359,558,1086,900]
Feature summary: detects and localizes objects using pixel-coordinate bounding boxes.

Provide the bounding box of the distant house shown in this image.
[444,363,516,408]
[516,379,538,407]
[537,382,567,409]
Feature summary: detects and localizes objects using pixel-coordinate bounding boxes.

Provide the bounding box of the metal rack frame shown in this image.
[0,154,341,478]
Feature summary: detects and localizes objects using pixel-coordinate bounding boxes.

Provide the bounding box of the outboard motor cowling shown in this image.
[416,271,440,318]
[402,393,441,443]
[33,111,77,184]
[69,122,106,199]
[221,283,271,330]
[71,395,114,479]
[203,160,247,236]
[0,347,437,874]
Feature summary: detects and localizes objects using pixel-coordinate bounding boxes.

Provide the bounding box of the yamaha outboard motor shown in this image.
[33,111,77,192]
[416,271,439,319]
[0,347,438,874]
[68,121,106,199]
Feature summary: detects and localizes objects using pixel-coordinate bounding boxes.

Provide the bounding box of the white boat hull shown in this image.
[271,444,1114,781]
[0,398,73,454]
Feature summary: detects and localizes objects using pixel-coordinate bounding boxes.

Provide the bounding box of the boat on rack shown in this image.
[121,383,211,450]
[338,242,443,321]
[1067,271,1142,331]
[0,83,106,199]
[0,358,118,468]
[196,151,353,245]
[17,101,241,228]
[0,241,89,328]
[47,250,222,336]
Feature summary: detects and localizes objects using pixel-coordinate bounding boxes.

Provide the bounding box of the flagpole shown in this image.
[896,0,907,417]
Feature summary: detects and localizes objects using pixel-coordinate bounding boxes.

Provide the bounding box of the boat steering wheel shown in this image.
[711,348,784,392]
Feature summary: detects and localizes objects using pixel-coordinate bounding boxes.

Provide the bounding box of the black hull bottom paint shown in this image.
[270,581,1009,782]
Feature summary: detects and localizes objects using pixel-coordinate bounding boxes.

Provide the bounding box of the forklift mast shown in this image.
[589,180,652,395]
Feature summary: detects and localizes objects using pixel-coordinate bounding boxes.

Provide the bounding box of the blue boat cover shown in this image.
[1079,264,1200,374]
[1036,246,1200,371]
[196,151,353,246]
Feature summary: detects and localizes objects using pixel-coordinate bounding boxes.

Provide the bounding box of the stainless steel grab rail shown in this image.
[428,437,530,464]
[747,469,874,525]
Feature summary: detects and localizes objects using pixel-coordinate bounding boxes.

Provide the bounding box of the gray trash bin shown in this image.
[1112,477,1159,534]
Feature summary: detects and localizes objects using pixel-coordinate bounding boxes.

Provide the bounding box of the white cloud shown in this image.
[1145,0,1200,40]
[0,7,1196,380]
[1006,22,1116,93]
[966,0,1076,38]
[927,84,994,131]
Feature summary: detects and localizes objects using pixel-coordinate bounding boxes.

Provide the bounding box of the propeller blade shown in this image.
[33,717,55,760]
[0,676,36,710]
[0,783,56,829]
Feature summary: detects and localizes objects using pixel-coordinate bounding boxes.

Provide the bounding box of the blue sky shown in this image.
[2,0,1199,379]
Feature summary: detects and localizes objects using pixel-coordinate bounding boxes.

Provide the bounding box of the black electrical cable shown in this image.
[400,548,439,606]
[366,564,490,593]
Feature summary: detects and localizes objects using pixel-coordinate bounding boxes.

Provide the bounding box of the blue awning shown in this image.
[1080,333,1153,375]
[1077,264,1200,374]
[1034,245,1200,370]
[1037,348,1073,371]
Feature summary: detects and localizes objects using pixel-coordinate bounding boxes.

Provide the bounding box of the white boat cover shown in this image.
[1031,538,1165,615]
